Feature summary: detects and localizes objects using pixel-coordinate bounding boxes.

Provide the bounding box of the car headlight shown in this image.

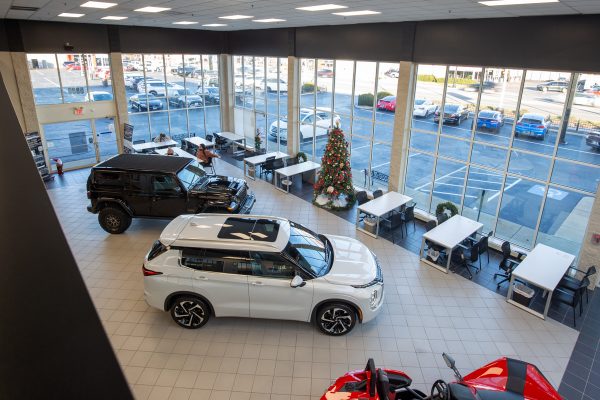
[370,284,383,310]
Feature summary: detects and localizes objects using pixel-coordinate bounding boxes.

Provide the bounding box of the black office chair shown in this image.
[553,283,587,327]
[451,242,479,280]
[261,156,276,179]
[400,203,416,237]
[202,157,216,174]
[373,189,384,198]
[285,157,298,166]
[205,134,214,142]
[356,191,369,222]
[424,220,447,263]
[557,265,596,305]
[437,212,449,224]
[494,241,525,288]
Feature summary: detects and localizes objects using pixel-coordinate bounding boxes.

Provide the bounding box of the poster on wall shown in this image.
[123,123,133,153]
[25,132,53,181]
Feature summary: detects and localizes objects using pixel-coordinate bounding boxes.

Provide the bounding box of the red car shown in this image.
[317,69,334,78]
[377,96,396,112]
[66,63,82,71]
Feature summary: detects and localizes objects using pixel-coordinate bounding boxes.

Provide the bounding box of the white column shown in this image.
[287,56,300,156]
[219,54,234,132]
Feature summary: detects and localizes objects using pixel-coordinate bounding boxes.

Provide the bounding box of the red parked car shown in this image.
[377,96,396,112]
[66,63,82,71]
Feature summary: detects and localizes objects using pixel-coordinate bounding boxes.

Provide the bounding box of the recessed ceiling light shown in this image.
[332,10,381,16]
[479,0,558,5]
[173,21,198,25]
[253,18,286,23]
[58,12,85,17]
[218,15,253,20]
[202,23,227,27]
[80,1,117,9]
[134,6,171,13]
[296,4,347,11]
[101,15,127,20]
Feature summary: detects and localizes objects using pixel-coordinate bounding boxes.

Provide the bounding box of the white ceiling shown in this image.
[2,0,600,31]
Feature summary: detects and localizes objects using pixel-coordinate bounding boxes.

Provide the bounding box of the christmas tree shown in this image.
[313,124,355,210]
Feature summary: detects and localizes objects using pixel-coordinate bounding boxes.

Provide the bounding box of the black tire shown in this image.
[316,303,357,336]
[149,91,158,96]
[98,206,131,234]
[170,296,210,329]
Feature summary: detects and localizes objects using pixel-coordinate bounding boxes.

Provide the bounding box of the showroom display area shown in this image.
[47,159,577,399]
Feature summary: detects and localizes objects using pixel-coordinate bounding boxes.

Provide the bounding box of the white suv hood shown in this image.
[323,234,378,286]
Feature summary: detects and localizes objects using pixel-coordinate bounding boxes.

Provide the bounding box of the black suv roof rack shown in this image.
[95,154,190,173]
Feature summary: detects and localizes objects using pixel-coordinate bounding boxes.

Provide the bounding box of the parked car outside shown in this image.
[257,77,288,92]
[86,154,255,234]
[476,110,504,132]
[464,81,496,92]
[66,63,82,71]
[177,65,200,77]
[585,129,600,150]
[90,91,113,101]
[168,89,204,108]
[536,81,568,92]
[138,80,185,97]
[124,75,144,90]
[433,104,470,125]
[129,93,164,111]
[143,214,384,336]
[377,96,396,112]
[515,113,550,140]
[197,87,220,105]
[317,69,334,78]
[573,92,600,107]
[133,77,161,92]
[412,99,438,117]
[270,108,340,143]
[384,68,399,78]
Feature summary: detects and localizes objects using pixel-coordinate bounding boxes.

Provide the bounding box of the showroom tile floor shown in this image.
[48,162,579,400]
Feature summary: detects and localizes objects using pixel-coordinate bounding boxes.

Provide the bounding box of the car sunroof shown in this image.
[217,218,280,242]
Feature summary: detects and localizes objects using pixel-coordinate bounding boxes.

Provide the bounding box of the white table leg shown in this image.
[445,247,452,274]
[375,216,380,239]
[419,237,426,259]
[506,274,515,301]
[542,290,552,319]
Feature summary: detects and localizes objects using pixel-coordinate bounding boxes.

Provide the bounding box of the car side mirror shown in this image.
[442,353,455,369]
[290,275,306,288]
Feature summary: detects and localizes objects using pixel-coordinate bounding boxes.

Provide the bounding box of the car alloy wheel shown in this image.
[171,297,210,329]
[317,303,356,336]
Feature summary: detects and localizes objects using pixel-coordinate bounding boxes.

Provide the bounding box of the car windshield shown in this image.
[414,99,425,105]
[444,105,460,112]
[283,222,332,277]
[177,161,208,189]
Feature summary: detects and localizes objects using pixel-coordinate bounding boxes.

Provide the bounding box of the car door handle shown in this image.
[195,275,208,280]
[251,281,263,286]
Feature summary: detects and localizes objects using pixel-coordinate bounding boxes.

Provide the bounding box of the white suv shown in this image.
[269,108,341,143]
[138,80,184,97]
[143,214,384,336]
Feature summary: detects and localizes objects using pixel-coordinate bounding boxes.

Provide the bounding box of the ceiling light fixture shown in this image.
[173,21,198,25]
[219,15,253,20]
[134,6,171,13]
[80,1,117,9]
[202,23,227,27]
[101,15,127,20]
[58,12,85,17]
[296,4,347,11]
[332,10,381,16]
[253,18,286,23]
[479,0,558,5]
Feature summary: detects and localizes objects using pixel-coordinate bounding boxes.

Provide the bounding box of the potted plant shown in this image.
[296,151,307,163]
[435,201,458,224]
[254,131,262,153]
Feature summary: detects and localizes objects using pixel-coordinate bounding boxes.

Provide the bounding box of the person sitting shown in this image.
[153,132,171,143]
[196,143,220,167]
[166,147,177,156]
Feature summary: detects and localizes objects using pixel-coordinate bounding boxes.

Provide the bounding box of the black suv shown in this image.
[87,154,255,234]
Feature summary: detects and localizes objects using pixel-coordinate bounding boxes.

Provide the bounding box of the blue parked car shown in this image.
[515,113,550,140]
[476,110,504,132]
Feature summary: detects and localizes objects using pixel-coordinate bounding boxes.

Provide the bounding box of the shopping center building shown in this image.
[1,2,600,399]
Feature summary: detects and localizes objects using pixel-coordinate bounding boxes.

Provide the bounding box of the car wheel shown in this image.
[98,206,131,234]
[542,87,548,92]
[317,303,357,336]
[170,296,210,329]
[179,100,185,108]
[561,88,566,93]
[149,91,158,96]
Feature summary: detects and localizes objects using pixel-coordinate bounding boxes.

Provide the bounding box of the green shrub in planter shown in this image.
[302,83,315,93]
[358,93,374,106]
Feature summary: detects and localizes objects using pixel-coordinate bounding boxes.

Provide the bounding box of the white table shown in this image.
[244,152,289,180]
[132,139,177,153]
[218,131,246,155]
[154,147,195,158]
[420,215,483,274]
[274,161,320,193]
[506,244,575,320]
[355,192,413,238]
[183,137,215,149]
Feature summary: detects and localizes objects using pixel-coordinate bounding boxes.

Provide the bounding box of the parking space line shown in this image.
[415,165,467,191]
[487,177,522,202]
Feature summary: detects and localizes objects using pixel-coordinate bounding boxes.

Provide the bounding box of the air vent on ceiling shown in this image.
[10,5,40,11]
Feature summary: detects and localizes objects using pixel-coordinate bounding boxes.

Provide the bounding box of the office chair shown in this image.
[400,203,416,237]
[554,282,587,327]
[494,241,525,288]
[557,265,596,305]
[356,191,369,222]
[424,220,447,263]
[203,157,216,174]
[261,156,276,179]
[451,241,479,280]
[373,189,383,199]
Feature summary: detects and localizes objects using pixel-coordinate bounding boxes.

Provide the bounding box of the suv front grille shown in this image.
[237,185,247,202]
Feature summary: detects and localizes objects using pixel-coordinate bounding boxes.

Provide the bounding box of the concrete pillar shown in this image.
[0,52,39,133]
[287,56,300,156]
[219,54,234,132]
[0,52,26,132]
[388,61,416,193]
[109,52,127,151]
[577,188,600,289]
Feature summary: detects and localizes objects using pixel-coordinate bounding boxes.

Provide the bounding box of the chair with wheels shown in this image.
[494,241,525,288]
[451,241,479,280]
[285,157,298,167]
[260,156,276,179]
[356,191,370,222]
[400,203,416,237]
[205,134,214,143]
[373,189,384,199]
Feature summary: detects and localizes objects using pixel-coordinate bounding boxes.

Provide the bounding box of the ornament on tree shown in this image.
[313,125,355,210]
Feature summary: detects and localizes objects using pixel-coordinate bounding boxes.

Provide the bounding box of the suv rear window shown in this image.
[218,218,280,242]
[94,171,122,186]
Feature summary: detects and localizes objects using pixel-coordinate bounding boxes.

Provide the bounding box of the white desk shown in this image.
[506,244,575,320]
[132,139,177,152]
[154,147,195,158]
[218,131,246,155]
[356,192,412,238]
[274,161,320,193]
[183,137,215,149]
[420,215,483,274]
[244,151,289,180]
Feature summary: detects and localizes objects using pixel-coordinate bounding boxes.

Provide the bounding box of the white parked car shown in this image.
[143,214,384,336]
[413,99,438,117]
[256,77,288,92]
[89,91,113,101]
[269,108,340,143]
[574,92,600,107]
[138,80,185,97]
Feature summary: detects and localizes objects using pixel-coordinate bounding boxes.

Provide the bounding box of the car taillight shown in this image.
[142,265,162,276]
[537,125,545,129]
